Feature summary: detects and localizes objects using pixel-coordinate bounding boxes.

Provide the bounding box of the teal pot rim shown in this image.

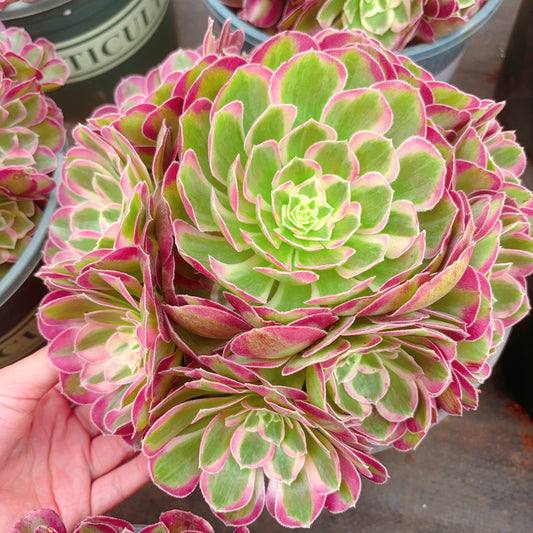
[203,0,503,58]
[0,152,62,307]
[0,0,70,20]
[403,0,504,63]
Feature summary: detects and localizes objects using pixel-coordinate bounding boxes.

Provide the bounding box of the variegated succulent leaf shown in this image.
[165,32,465,319]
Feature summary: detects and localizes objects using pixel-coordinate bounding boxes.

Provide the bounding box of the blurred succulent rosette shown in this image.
[216,0,489,50]
[9,507,249,533]
[418,0,487,42]
[0,21,68,277]
[38,21,533,529]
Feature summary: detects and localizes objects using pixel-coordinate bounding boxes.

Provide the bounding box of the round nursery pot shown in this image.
[403,0,503,81]
[203,0,503,81]
[0,0,178,122]
[0,156,62,369]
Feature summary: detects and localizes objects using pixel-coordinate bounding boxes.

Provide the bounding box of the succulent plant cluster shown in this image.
[10,507,250,533]
[38,22,533,529]
[218,0,488,50]
[0,22,67,276]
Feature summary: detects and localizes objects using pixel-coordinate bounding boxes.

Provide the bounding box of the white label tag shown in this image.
[55,0,169,83]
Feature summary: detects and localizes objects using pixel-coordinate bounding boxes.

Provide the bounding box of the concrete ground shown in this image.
[109,1,533,531]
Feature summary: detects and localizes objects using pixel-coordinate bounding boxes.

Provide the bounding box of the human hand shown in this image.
[0,347,150,532]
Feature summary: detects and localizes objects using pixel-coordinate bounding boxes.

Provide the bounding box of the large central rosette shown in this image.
[166,31,466,318]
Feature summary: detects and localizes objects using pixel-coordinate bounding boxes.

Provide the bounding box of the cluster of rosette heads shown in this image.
[219,0,489,50]
[37,20,533,529]
[10,507,250,533]
[0,21,67,277]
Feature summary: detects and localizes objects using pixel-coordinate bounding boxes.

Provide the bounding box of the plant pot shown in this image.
[0,154,62,369]
[0,0,179,122]
[202,0,503,81]
[495,0,533,162]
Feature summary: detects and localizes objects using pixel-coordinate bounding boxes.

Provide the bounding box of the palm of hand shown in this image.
[0,349,149,532]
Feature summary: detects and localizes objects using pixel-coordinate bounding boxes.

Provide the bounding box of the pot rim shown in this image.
[0,152,62,307]
[0,0,71,21]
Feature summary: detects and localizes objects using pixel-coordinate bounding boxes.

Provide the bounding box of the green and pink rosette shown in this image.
[10,507,250,533]
[218,0,487,50]
[0,21,68,276]
[38,22,533,529]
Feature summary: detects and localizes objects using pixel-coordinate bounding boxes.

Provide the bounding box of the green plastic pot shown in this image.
[1,0,179,121]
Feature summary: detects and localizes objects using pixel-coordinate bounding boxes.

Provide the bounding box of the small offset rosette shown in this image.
[143,355,387,528]
[89,20,244,167]
[38,125,182,444]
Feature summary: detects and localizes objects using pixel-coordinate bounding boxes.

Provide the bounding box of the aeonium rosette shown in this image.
[37,123,187,444]
[165,28,533,323]
[88,21,244,168]
[0,22,68,275]
[10,507,249,533]
[153,26,531,526]
[218,1,489,50]
[37,22,533,531]
[144,354,387,528]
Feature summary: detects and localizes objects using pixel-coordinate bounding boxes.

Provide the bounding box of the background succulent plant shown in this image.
[218,0,488,50]
[38,22,533,530]
[0,22,68,277]
[10,507,249,533]
[418,0,487,42]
